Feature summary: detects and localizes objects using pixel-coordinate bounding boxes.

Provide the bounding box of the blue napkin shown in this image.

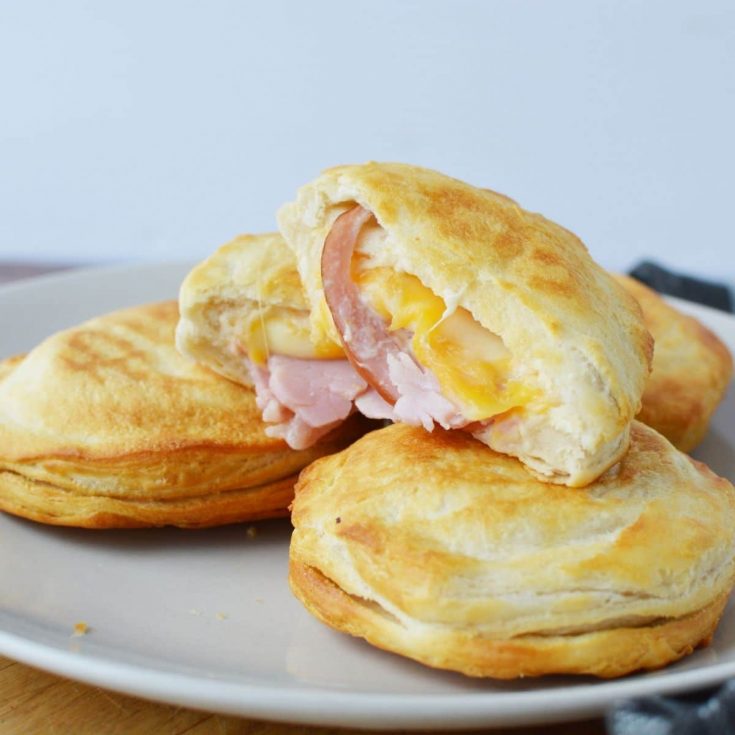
[628,261,733,313]
[608,680,735,734]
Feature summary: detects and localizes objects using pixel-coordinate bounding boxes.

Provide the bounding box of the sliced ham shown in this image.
[387,352,466,431]
[249,351,468,449]
[321,204,467,431]
[264,414,341,450]
[246,205,472,448]
[321,205,404,403]
[247,355,368,450]
[268,355,367,427]
[354,387,395,420]
[249,363,291,423]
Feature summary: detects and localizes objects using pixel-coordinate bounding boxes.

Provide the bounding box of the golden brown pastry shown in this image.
[278,162,653,486]
[177,233,384,451]
[290,422,735,678]
[614,274,733,452]
[0,301,365,528]
[177,233,343,387]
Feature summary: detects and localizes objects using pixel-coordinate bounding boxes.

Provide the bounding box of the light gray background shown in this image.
[1,0,733,282]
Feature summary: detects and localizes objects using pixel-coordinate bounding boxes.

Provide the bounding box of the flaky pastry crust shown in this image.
[0,301,364,528]
[177,233,338,384]
[278,162,653,486]
[290,561,728,679]
[289,422,735,678]
[615,275,733,452]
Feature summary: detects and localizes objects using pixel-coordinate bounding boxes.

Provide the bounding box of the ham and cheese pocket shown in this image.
[278,162,653,486]
[614,274,733,452]
[0,302,364,529]
[177,233,377,450]
[290,422,735,678]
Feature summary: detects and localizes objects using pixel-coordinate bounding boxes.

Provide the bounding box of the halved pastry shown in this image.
[278,162,653,486]
[614,274,733,452]
[290,422,735,679]
[0,301,364,529]
[178,233,384,450]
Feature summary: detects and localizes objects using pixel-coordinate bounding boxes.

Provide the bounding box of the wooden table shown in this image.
[0,262,606,735]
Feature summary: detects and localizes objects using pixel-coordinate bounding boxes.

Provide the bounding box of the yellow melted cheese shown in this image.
[241,306,343,365]
[354,266,533,420]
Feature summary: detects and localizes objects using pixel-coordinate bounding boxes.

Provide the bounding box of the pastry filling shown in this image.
[239,305,342,364]
[239,204,531,450]
[321,204,531,423]
[248,356,367,449]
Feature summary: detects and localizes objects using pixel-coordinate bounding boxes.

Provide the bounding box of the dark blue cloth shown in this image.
[628,261,733,313]
[608,680,735,734]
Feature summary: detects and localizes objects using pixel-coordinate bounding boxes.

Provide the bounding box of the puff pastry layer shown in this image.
[615,275,733,452]
[290,422,735,678]
[279,162,653,486]
[0,301,364,528]
[177,233,343,386]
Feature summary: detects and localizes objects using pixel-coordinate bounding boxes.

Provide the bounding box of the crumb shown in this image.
[255,597,264,604]
[246,526,258,538]
[215,612,228,621]
[71,622,89,637]
[189,608,201,616]
[335,517,341,524]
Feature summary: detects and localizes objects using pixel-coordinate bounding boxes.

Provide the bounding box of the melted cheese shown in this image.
[241,306,344,365]
[355,266,533,419]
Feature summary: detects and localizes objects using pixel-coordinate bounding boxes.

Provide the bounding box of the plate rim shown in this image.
[4,624,735,730]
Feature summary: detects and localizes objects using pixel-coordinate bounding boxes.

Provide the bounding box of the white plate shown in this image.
[1,263,735,731]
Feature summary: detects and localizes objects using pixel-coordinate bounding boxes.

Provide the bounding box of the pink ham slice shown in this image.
[321,204,466,430]
[268,355,367,427]
[248,355,368,450]
[386,352,467,431]
[354,386,395,420]
[321,205,404,403]
[249,352,468,450]
[264,414,340,451]
[245,204,469,449]
[249,363,291,424]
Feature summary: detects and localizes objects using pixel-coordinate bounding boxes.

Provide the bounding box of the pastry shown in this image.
[177,233,343,388]
[290,422,735,678]
[278,162,653,486]
[179,232,733,467]
[615,274,733,452]
[0,301,364,528]
[178,233,379,450]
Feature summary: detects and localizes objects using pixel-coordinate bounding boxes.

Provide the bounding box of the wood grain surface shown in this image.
[0,656,604,735]
[0,263,607,735]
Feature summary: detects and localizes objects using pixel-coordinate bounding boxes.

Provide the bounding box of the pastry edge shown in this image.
[289,558,728,679]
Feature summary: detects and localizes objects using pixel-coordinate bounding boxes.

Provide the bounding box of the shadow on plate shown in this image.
[0,512,293,553]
